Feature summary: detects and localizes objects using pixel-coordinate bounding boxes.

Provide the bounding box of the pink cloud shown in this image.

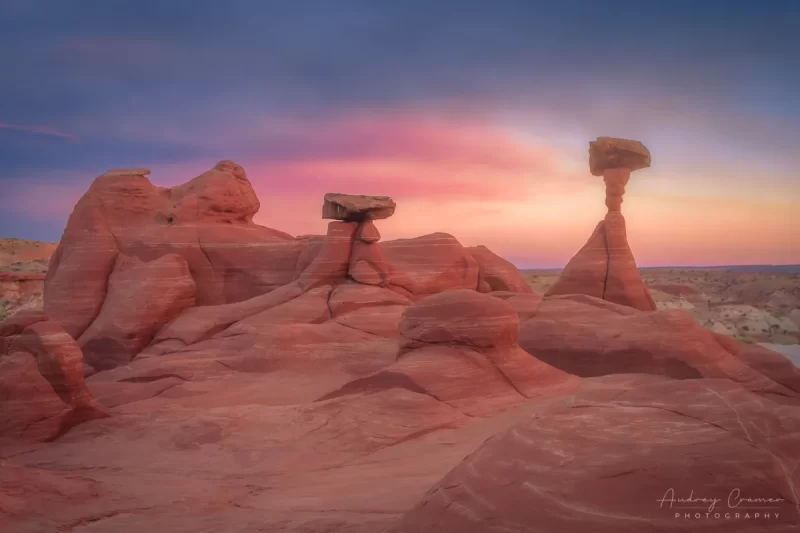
[0,121,77,142]
[240,112,592,202]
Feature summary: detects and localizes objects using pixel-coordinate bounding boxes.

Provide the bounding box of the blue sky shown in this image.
[1,0,798,266]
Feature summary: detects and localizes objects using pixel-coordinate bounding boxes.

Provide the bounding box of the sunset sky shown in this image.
[1,0,798,267]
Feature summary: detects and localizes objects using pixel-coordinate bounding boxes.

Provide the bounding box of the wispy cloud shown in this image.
[0,121,77,142]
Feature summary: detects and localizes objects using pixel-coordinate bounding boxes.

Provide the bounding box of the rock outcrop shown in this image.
[0,314,107,442]
[45,162,301,340]
[546,137,656,311]
[467,245,533,293]
[323,290,578,416]
[42,171,526,370]
[383,233,480,296]
[77,253,196,371]
[394,378,800,533]
[519,294,800,399]
[4,152,798,533]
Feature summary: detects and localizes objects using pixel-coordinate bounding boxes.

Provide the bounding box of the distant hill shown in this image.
[641,265,800,274]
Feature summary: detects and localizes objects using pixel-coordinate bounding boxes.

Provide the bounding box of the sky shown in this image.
[0,0,798,268]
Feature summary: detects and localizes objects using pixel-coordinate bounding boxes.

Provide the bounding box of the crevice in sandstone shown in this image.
[326,289,336,320]
[601,223,610,300]
[316,371,441,404]
[18,407,69,440]
[118,373,189,383]
[62,506,161,532]
[482,356,527,399]
[333,321,385,338]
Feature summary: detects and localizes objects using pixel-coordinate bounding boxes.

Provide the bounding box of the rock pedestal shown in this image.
[321,193,396,287]
[546,137,656,311]
[603,167,630,212]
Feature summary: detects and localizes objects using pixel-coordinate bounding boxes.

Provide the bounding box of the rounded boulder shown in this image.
[399,289,519,349]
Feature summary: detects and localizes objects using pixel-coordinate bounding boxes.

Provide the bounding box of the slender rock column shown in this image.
[603,167,630,213]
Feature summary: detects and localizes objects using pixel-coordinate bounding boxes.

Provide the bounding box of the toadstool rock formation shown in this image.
[546,136,656,311]
[322,194,396,287]
[39,171,529,371]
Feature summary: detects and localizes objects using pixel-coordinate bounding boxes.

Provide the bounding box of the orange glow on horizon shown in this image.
[2,112,797,268]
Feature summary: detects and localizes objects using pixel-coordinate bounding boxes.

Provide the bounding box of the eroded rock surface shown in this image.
[520,294,800,399]
[546,211,656,311]
[394,378,800,533]
[322,193,396,222]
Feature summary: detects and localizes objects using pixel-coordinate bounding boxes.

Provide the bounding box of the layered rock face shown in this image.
[2,155,799,533]
[1,312,107,442]
[40,165,528,371]
[44,162,300,340]
[547,137,656,311]
[519,294,800,399]
[322,290,579,416]
[394,378,800,533]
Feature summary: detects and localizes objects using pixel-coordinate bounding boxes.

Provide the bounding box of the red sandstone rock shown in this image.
[466,245,532,293]
[394,378,800,533]
[546,211,656,311]
[2,320,108,442]
[520,294,798,399]
[0,351,69,443]
[488,291,543,320]
[400,289,520,349]
[334,305,407,338]
[322,193,396,221]
[77,253,196,370]
[356,220,381,243]
[44,195,119,339]
[0,308,48,338]
[297,221,358,290]
[327,290,577,417]
[328,282,411,317]
[221,286,332,332]
[714,333,800,394]
[589,136,651,176]
[349,240,391,286]
[144,280,304,354]
[382,233,479,296]
[603,167,630,212]
[44,162,300,339]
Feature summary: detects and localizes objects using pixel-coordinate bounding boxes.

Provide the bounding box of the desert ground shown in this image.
[1,158,799,533]
[0,239,54,322]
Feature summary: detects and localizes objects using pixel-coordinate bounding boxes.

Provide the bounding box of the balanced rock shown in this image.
[546,212,656,311]
[589,136,651,176]
[322,193,396,222]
